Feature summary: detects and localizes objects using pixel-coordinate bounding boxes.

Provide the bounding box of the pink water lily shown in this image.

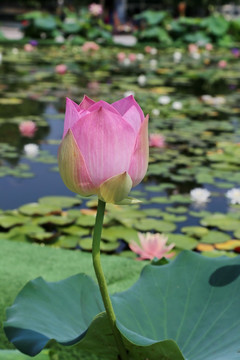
[19,121,37,138]
[129,232,175,260]
[58,95,149,204]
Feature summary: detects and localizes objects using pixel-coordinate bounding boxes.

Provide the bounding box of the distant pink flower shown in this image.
[87,81,100,93]
[55,64,67,75]
[19,121,37,138]
[144,46,152,54]
[117,52,126,62]
[205,43,213,51]
[24,44,34,52]
[188,43,198,53]
[88,3,103,16]
[149,133,165,148]
[128,53,136,62]
[218,60,227,68]
[82,41,100,52]
[129,232,175,260]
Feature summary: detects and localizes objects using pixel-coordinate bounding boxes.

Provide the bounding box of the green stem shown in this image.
[92,199,128,360]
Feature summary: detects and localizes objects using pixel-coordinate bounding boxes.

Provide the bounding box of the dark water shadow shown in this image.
[209,265,240,287]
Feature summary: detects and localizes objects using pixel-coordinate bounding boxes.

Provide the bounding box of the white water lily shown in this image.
[149,59,157,70]
[226,188,240,204]
[136,53,144,61]
[173,51,182,63]
[190,188,211,204]
[137,74,147,86]
[123,58,131,66]
[12,48,19,55]
[55,35,65,43]
[172,101,182,110]
[150,47,157,55]
[152,108,160,116]
[191,52,201,60]
[158,95,171,105]
[24,144,39,158]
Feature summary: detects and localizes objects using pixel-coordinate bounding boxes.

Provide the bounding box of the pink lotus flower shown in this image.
[129,232,175,260]
[218,60,227,68]
[128,53,136,62]
[58,95,149,204]
[188,43,198,53]
[82,41,100,52]
[88,3,103,16]
[149,133,165,148]
[19,121,37,138]
[205,43,213,51]
[144,46,152,54]
[117,52,126,62]
[24,44,34,52]
[55,64,67,75]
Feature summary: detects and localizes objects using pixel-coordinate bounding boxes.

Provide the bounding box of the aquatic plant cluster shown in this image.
[0,41,240,261]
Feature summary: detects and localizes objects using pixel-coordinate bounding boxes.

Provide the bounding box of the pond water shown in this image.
[1,44,240,255]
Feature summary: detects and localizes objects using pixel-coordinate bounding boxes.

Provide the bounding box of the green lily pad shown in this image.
[19,203,61,216]
[0,215,29,229]
[76,215,96,227]
[200,214,240,231]
[200,231,231,244]
[135,218,176,233]
[167,234,198,250]
[5,252,240,360]
[27,231,58,242]
[79,238,119,252]
[62,225,89,237]
[38,196,81,208]
[101,226,139,243]
[166,206,188,214]
[37,215,74,226]
[55,235,80,249]
[181,226,209,238]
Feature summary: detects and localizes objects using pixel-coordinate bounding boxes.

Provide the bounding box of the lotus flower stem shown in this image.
[92,199,128,360]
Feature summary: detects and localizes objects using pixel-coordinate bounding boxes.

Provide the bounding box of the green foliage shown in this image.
[5,251,240,359]
[18,7,112,43]
[134,11,238,45]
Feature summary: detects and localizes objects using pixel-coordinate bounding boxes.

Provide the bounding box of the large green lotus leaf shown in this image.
[0,215,29,229]
[38,196,81,208]
[0,350,49,359]
[4,274,104,356]
[5,252,240,360]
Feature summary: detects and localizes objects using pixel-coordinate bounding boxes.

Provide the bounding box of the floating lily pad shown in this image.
[19,203,61,216]
[38,196,81,208]
[76,215,96,227]
[0,215,28,229]
[200,214,240,231]
[101,226,139,243]
[181,226,209,238]
[135,218,176,233]
[167,234,198,250]
[62,225,89,237]
[37,215,74,226]
[200,230,231,244]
